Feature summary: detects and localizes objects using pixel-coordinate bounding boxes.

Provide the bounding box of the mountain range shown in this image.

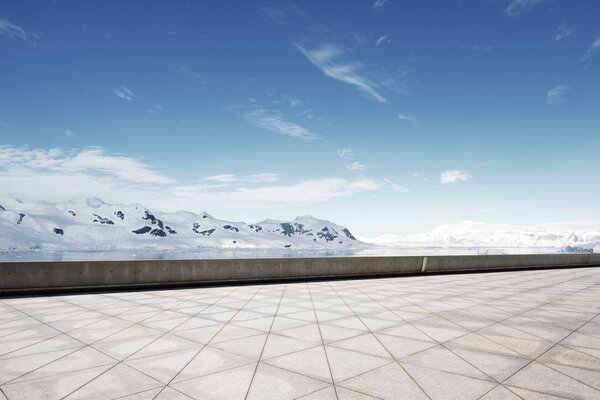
[2,198,598,254]
[0,198,363,251]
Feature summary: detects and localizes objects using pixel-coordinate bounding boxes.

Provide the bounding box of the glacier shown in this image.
[359,220,600,253]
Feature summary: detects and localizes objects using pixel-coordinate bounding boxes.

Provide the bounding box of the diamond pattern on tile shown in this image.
[246,363,330,399]
[402,362,497,400]
[505,361,600,400]
[339,363,428,400]
[64,363,163,399]
[264,345,332,382]
[170,363,256,400]
[171,346,253,383]
[325,346,391,382]
[402,345,492,380]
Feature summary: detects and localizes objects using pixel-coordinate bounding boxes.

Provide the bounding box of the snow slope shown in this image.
[0,198,364,251]
[360,221,600,253]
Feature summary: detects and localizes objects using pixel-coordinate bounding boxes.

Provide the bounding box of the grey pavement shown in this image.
[0,267,599,399]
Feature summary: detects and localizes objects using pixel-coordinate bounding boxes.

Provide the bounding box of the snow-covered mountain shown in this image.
[0,198,364,251]
[360,221,600,253]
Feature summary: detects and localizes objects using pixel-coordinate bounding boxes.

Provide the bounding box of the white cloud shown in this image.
[245,173,280,183]
[397,113,414,121]
[0,18,39,44]
[375,35,390,47]
[295,44,386,102]
[279,94,304,109]
[175,178,396,204]
[113,86,134,102]
[64,130,75,137]
[581,38,600,61]
[147,103,163,114]
[373,0,389,10]
[383,178,410,192]
[0,146,173,184]
[412,172,429,182]
[506,0,544,17]
[246,108,317,141]
[546,85,569,105]
[347,161,367,171]
[337,149,354,158]
[440,170,472,184]
[554,25,573,41]
[170,62,207,84]
[0,146,406,212]
[203,173,280,184]
[203,174,237,183]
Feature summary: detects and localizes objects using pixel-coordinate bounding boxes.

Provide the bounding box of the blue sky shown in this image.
[1,0,599,236]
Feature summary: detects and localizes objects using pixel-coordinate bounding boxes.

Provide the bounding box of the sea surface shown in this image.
[0,246,569,262]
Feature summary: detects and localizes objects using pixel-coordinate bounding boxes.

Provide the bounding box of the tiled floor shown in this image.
[1,267,599,400]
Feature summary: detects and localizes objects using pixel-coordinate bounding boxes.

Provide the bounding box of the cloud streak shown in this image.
[506,0,544,17]
[554,25,573,41]
[0,146,407,212]
[113,86,134,102]
[375,35,389,47]
[295,44,386,102]
[0,146,173,184]
[203,173,280,184]
[440,170,472,184]
[246,108,317,141]
[337,149,354,158]
[373,0,389,10]
[581,38,600,61]
[176,177,399,204]
[347,161,367,171]
[0,18,39,44]
[546,85,569,105]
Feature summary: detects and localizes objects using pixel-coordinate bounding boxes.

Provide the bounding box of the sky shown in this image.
[1,0,599,237]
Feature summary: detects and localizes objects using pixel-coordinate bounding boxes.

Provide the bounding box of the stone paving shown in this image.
[0,267,599,400]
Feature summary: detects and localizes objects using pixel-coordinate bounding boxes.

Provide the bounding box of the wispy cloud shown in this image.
[260,3,307,25]
[373,0,389,10]
[203,173,280,184]
[0,146,406,212]
[176,177,400,204]
[112,86,134,102]
[412,172,429,182]
[347,161,367,171]
[440,170,472,184]
[546,85,570,105]
[64,130,75,137]
[170,63,207,84]
[0,146,173,185]
[580,38,600,61]
[337,149,354,158]
[554,25,573,41]
[295,43,386,102]
[398,112,420,128]
[460,43,492,53]
[246,108,317,141]
[147,103,163,114]
[375,35,390,47]
[0,18,39,45]
[506,0,544,17]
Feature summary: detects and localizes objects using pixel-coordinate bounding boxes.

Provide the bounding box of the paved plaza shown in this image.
[0,267,599,399]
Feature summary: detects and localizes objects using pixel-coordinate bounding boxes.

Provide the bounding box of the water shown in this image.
[0,246,567,262]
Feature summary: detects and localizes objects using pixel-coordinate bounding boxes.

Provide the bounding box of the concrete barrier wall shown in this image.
[1,253,599,294]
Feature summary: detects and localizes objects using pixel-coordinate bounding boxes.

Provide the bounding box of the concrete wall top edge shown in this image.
[2,253,600,266]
